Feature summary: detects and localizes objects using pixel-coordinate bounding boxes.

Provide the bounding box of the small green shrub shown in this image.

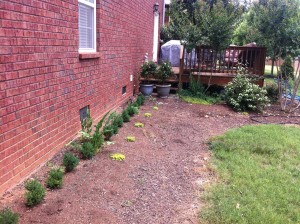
[103,125,115,140]
[80,142,96,159]
[63,152,79,172]
[113,114,124,128]
[81,108,93,134]
[224,75,269,111]
[91,112,109,151]
[46,168,64,189]
[25,179,46,207]
[127,104,136,117]
[280,56,294,80]
[122,109,130,122]
[136,95,146,106]
[0,208,19,224]
[132,102,140,108]
[266,83,279,102]
[140,61,157,81]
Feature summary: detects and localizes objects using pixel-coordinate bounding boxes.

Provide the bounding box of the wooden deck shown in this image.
[178,45,267,87]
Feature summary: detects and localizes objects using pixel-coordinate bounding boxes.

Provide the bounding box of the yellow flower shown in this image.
[110,153,125,161]
[126,136,136,142]
[134,122,144,128]
[153,106,159,110]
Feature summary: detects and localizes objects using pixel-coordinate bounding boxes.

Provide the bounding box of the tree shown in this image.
[247,0,300,75]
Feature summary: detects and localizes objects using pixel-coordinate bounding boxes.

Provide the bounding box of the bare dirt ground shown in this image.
[0,96,277,224]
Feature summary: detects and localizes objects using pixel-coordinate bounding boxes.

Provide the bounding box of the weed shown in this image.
[63,152,79,172]
[25,179,46,207]
[80,142,96,159]
[46,168,64,189]
[0,208,19,224]
[110,153,125,161]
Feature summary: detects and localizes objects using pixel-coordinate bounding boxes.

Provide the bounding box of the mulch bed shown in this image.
[1,96,299,224]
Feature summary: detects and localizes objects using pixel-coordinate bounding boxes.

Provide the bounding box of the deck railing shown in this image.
[180,46,267,76]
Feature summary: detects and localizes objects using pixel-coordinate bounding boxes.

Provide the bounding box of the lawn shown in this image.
[200,124,300,224]
[265,65,278,76]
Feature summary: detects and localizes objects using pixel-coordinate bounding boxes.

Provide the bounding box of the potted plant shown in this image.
[139,61,157,96]
[155,61,173,98]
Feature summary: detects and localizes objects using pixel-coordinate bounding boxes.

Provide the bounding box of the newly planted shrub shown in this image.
[122,109,130,122]
[46,168,64,189]
[127,104,135,117]
[224,75,269,111]
[25,179,46,207]
[80,142,96,159]
[113,114,124,128]
[0,208,19,224]
[136,95,145,106]
[91,112,109,151]
[63,152,79,172]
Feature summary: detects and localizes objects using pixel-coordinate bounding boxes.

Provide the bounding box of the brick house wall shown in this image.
[0,0,163,194]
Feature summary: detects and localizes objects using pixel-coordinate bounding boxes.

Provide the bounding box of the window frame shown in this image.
[78,0,97,53]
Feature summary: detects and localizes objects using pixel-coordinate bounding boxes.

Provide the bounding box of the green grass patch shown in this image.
[264,65,278,76]
[201,125,300,224]
[180,95,212,105]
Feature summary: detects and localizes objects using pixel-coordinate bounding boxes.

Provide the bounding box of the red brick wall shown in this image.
[0,0,163,194]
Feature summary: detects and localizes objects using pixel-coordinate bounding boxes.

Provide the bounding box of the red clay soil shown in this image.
[1,96,263,224]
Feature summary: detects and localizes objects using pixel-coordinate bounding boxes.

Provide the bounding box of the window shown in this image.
[122,86,127,95]
[78,0,96,52]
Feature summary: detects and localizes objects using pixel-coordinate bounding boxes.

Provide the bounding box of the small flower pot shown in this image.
[156,84,171,98]
[140,84,154,96]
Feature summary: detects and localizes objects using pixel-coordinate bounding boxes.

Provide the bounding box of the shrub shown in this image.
[136,95,145,106]
[91,112,109,151]
[224,75,269,111]
[46,168,64,189]
[280,56,294,80]
[266,83,279,102]
[140,61,157,81]
[25,179,46,207]
[63,152,79,172]
[127,104,136,117]
[155,61,173,84]
[80,142,96,159]
[0,208,19,224]
[122,109,130,122]
[132,102,140,108]
[113,114,124,128]
[103,125,115,140]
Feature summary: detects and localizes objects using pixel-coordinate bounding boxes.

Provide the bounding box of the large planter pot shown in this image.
[140,84,154,96]
[156,84,171,98]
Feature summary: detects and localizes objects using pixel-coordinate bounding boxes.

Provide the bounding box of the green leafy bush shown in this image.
[155,61,173,84]
[126,104,134,117]
[122,109,130,122]
[280,56,294,80]
[113,114,124,128]
[0,208,19,224]
[266,83,279,102]
[224,75,269,111]
[25,179,46,207]
[80,142,96,159]
[46,168,64,189]
[91,112,109,151]
[63,152,79,172]
[136,95,146,106]
[140,61,157,81]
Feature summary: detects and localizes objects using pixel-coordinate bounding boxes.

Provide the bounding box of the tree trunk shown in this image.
[271,58,275,76]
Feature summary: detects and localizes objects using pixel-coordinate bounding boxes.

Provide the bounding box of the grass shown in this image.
[200,125,300,224]
[264,65,278,76]
[180,95,213,105]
